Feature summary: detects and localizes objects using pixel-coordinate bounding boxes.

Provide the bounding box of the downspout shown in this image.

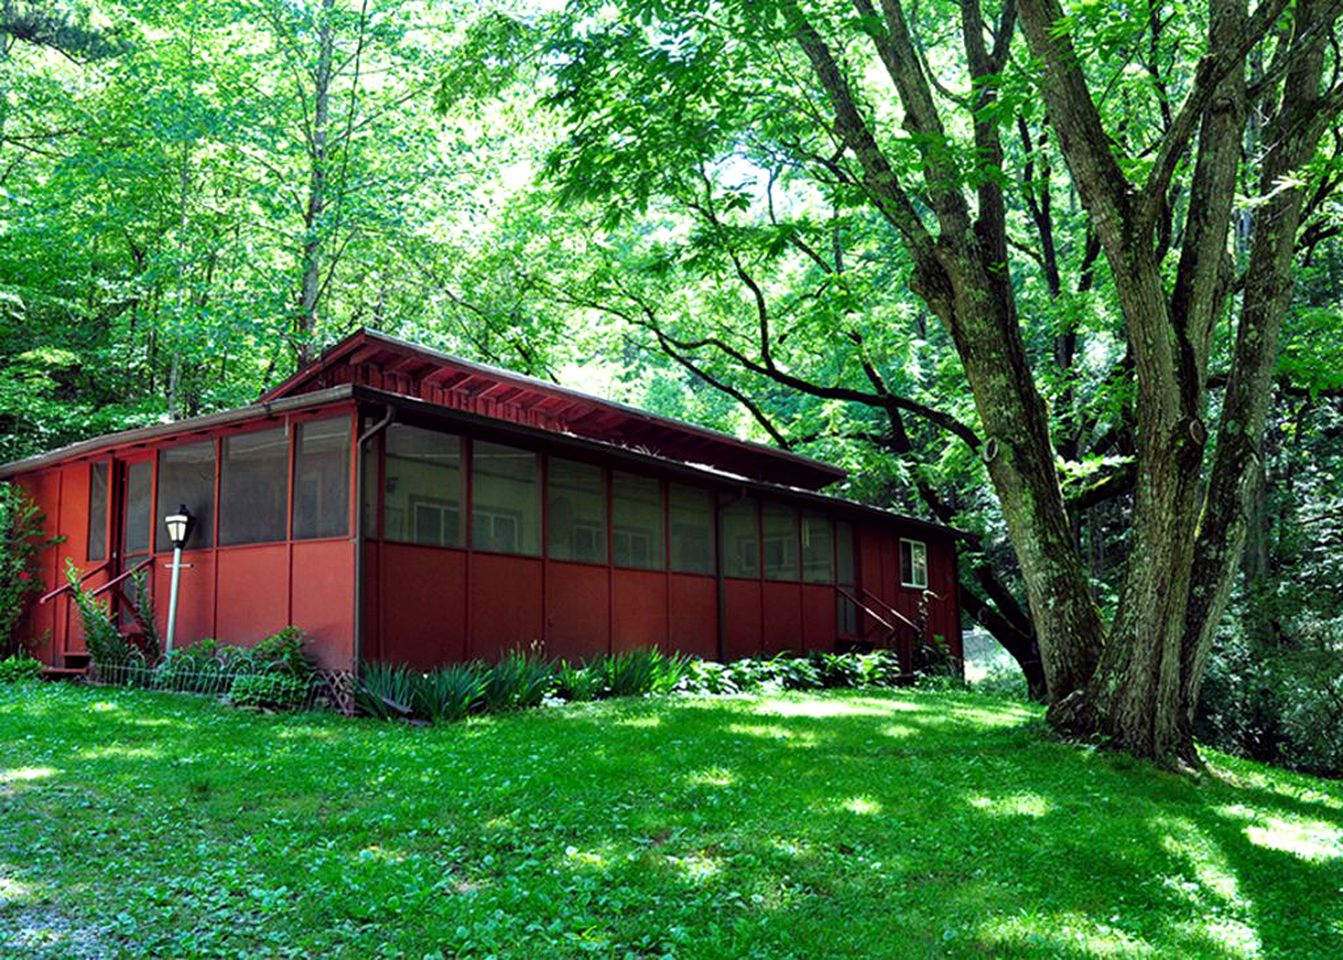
[714,486,749,663]
[352,404,394,692]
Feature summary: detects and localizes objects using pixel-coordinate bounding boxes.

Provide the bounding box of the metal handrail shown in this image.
[858,586,921,633]
[836,587,897,634]
[90,557,155,599]
[39,560,111,604]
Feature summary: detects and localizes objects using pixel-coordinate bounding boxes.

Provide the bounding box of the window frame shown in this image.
[900,537,929,589]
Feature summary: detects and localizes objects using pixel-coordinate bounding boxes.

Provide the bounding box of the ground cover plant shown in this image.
[2,681,1341,958]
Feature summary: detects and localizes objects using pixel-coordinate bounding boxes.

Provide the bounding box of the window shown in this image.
[670,484,715,574]
[720,495,759,578]
[762,503,799,581]
[220,426,288,545]
[837,519,857,635]
[801,513,834,583]
[901,538,929,589]
[383,425,462,547]
[293,418,350,540]
[122,460,153,556]
[548,458,606,563]
[612,472,663,569]
[88,461,109,562]
[156,440,216,552]
[472,441,539,555]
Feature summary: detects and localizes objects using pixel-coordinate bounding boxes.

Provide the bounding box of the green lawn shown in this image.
[1,683,1341,959]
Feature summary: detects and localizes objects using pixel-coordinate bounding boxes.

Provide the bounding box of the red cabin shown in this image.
[2,330,962,681]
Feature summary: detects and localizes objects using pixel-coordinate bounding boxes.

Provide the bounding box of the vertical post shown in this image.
[166,544,183,656]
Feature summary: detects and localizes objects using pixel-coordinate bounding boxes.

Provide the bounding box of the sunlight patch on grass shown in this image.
[979,910,1156,956]
[0,876,35,906]
[1216,804,1343,862]
[77,745,163,761]
[0,766,57,785]
[880,723,917,739]
[967,792,1053,817]
[562,845,608,870]
[89,701,120,712]
[1158,817,1244,906]
[685,766,735,787]
[843,796,882,816]
[725,723,818,747]
[666,852,719,882]
[753,698,890,719]
[1245,818,1342,863]
[614,715,661,728]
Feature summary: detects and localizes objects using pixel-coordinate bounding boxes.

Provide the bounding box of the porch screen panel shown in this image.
[471,441,540,555]
[548,458,606,563]
[802,513,834,583]
[762,502,800,581]
[122,460,152,556]
[612,472,663,570]
[383,425,462,547]
[837,519,857,634]
[294,418,351,540]
[720,495,759,578]
[220,427,288,545]
[156,440,216,551]
[88,461,109,562]
[669,483,714,574]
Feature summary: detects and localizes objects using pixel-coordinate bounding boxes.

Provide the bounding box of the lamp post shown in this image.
[163,505,194,656]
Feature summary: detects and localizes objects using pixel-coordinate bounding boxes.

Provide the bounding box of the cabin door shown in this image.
[111,453,156,631]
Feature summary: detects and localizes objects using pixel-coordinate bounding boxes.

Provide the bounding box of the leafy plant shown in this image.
[678,659,738,695]
[228,673,310,711]
[555,658,604,702]
[601,648,664,697]
[250,626,314,679]
[413,663,487,722]
[484,649,554,711]
[66,560,135,672]
[356,661,418,721]
[1,483,59,656]
[127,566,160,661]
[0,653,43,682]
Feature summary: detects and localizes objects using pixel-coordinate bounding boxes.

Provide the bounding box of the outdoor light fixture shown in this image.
[163,504,194,655]
[164,505,193,551]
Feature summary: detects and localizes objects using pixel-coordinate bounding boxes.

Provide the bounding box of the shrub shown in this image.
[0,653,43,682]
[414,663,487,722]
[1,483,58,657]
[228,673,310,711]
[555,658,604,702]
[357,661,417,720]
[66,560,136,672]
[484,649,554,711]
[679,659,738,695]
[251,626,314,679]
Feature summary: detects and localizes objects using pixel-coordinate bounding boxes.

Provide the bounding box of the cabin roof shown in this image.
[261,329,847,491]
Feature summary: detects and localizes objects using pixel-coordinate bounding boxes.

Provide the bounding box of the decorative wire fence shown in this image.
[86,659,354,714]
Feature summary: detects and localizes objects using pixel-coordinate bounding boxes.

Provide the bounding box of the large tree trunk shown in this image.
[1178,10,1330,756]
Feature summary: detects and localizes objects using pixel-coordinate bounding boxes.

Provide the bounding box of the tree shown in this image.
[532,0,1343,761]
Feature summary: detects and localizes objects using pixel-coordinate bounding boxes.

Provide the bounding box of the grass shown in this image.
[1,684,1341,958]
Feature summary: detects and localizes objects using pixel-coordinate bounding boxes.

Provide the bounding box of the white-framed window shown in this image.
[900,538,929,589]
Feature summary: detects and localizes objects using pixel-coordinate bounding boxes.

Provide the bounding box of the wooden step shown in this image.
[41,666,88,680]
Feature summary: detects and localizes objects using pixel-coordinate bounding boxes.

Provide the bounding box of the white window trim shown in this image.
[900,538,929,589]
